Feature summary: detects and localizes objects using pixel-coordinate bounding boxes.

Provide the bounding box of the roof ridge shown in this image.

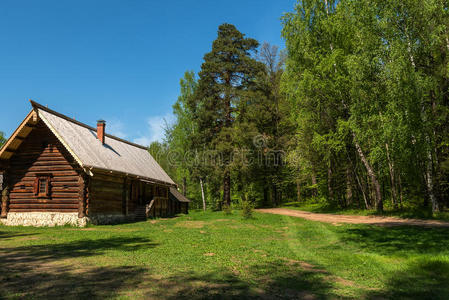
[30,100,149,151]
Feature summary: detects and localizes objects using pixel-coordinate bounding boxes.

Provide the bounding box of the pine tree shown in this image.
[191,23,264,208]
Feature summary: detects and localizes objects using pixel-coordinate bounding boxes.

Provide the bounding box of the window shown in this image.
[34,174,51,197]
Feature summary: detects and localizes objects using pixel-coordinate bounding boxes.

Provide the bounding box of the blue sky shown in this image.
[0,0,295,145]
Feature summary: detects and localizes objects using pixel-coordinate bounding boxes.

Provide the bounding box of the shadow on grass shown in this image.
[0,236,158,260]
[0,265,146,299]
[144,261,340,300]
[366,259,449,300]
[336,226,449,299]
[0,230,38,240]
[339,226,449,255]
[0,236,156,299]
[0,234,342,299]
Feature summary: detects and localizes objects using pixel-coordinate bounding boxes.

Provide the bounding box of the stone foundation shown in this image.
[0,212,137,227]
[0,212,88,227]
[88,213,136,225]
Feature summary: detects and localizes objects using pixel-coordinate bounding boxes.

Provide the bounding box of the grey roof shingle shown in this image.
[169,187,190,202]
[36,104,175,186]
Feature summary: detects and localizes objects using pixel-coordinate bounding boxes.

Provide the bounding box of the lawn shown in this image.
[1,211,449,299]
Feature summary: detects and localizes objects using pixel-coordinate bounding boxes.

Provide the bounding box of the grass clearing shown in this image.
[1,210,449,299]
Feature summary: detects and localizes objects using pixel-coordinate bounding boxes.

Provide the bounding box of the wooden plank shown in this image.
[91,178,125,188]
[91,173,125,184]
[90,187,123,196]
[9,204,79,209]
[13,154,66,160]
[10,176,79,183]
[49,181,79,187]
[9,208,77,212]
[0,110,37,160]
[11,187,79,193]
[9,192,78,199]
[10,199,78,204]
[11,171,78,177]
[10,160,71,167]
[15,166,75,172]
[1,184,9,217]
[89,191,123,201]
[91,183,124,192]
[78,175,85,217]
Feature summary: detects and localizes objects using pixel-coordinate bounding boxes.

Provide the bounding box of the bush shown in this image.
[241,200,255,219]
[223,203,232,215]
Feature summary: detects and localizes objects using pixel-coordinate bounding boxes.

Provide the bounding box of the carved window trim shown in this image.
[34,174,52,198]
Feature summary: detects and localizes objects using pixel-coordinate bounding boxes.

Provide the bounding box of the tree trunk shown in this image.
[346,167,353,207]
[297,180,301,203]
[355,170,370,210]
[385,143,398,209]
[426,149,439,212]
[272,185,278,207]
[311,171,317,198]
[200,178,206,211]
[223,171,231,207]
[398,172,403,209]
[353,133,383,211]
[263,186,269,207]
[327,166,334,203]
[183,177,187,196]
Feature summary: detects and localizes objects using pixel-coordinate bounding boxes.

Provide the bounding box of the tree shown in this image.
[0,132,5,148]
[165,71,208,210]
[240,42,294,206]
[191,23,265,208]
[282,0,449,213]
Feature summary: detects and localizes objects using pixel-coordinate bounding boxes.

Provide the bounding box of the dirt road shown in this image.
[257,208,449,227]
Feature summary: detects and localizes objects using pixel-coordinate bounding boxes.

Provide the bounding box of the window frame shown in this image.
[34,174,52,198]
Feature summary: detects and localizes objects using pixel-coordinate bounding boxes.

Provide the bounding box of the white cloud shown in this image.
[134,136,152,147]
[106,119,127,139]
[133,113,175,146]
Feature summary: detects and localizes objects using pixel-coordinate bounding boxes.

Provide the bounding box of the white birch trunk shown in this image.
[353,132,383,211]
[200,178,206,211]
[425,146,439,213]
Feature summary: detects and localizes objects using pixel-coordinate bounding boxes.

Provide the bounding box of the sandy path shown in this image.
[257,208,449,227]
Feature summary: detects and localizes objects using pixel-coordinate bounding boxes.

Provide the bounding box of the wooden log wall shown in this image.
[89,173,125,214]
[148,185,186,218]
[7,121,82,213]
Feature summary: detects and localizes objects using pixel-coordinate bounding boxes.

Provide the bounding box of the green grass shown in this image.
[1,210,449,299]
[282,201,449,221]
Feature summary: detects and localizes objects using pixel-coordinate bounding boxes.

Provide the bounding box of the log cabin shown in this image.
[0,101,189,226]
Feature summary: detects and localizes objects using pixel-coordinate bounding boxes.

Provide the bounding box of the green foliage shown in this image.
[222,203,232,215]
[240,200,255,219]
[163,71,204,208]
[148,141,172,176]
[282,0,449,213]
[0,131,5,148]
[156,3,449,215]
[188,23,267,208]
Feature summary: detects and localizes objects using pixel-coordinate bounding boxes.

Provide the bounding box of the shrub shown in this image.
[223,203,233,215]
[241,200,255,219]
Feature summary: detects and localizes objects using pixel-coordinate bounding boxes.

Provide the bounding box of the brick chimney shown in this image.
[97,120,106,144]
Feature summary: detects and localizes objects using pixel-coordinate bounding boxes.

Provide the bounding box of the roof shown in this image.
[169,187,190,203]
[0,101,175,186]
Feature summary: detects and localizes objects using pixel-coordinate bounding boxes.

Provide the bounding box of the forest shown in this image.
[150,0,449,215]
